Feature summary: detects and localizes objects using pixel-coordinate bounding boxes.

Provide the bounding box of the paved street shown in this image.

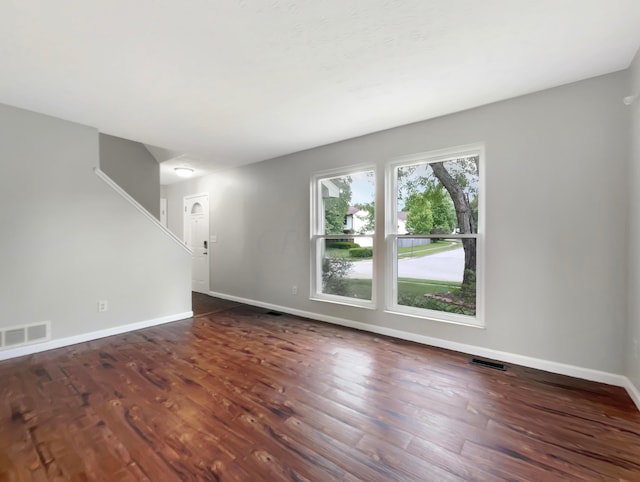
[347,247,464,282]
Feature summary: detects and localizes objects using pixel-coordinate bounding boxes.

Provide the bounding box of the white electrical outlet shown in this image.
[98,300,108,313]
[291,285,298,295]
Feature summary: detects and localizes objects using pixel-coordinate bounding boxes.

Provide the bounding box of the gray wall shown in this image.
[99,133,160,218]
[0,104,191,340]
[165,71,629,375]
[628,48,640,391]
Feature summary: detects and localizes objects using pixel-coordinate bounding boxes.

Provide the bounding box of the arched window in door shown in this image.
[191,202,203,215]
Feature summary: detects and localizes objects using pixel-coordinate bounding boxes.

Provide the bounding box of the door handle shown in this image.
[204,240,208,249]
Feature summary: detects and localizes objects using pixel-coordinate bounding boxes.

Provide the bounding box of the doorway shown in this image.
[184,193,210,294]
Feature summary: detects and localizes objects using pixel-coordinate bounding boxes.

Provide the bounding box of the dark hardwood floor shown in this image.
[1,293,639,481]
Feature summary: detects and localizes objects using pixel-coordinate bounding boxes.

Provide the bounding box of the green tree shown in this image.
[470,195,478,226]
[354,201,374,234]
[323,177,352,234]
[404,194,433,234]
[431,160,477,292]
[398,156,479,296]
[322,257,353,296]
[424,183,456,234]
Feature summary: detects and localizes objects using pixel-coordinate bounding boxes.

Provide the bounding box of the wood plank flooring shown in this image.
[1,292,639,481]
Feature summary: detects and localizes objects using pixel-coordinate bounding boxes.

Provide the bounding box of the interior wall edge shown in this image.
[94,167,191,254]
[625,378,640,411]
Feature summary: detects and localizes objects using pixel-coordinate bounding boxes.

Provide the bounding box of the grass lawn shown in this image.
[336,279,373,299]
[326,240,461,261]
[396,278,461,296]
[326,277,460,300]
[397,240,461,259]
[325,248,353,258]
[324,276,474,315]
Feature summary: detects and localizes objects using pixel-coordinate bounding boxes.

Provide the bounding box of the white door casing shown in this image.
[184,193,210,294]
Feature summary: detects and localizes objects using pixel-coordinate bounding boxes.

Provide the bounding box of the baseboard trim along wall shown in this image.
[0,311,193,362]
[210,290,640,412]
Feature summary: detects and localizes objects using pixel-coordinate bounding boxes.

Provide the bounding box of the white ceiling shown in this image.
[1,1,639,184]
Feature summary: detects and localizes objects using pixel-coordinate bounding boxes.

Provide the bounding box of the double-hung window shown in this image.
[386,144,484,326]
[310,145,483,327]
[311,167,376,307]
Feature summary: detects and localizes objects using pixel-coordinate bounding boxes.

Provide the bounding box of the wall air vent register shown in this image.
[0,321,50,350]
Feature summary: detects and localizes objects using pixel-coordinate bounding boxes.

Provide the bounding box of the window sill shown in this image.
[310,296,376,310]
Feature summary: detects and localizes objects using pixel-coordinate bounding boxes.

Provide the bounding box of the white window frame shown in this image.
[385,144,485,327]
[310,165,377,309]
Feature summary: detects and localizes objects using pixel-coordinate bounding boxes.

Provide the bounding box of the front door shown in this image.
[184,193,209,294]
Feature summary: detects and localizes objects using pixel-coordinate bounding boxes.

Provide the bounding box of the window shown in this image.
[309,145,483,327]
[387,145,483,326]
[311,168,376,307]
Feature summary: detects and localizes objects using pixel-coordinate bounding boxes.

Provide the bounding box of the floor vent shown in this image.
[1,321,50,350]
[470,357,506,371]
[266,311,283,316]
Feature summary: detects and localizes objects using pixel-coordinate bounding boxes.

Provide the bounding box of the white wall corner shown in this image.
[625,377,640,411]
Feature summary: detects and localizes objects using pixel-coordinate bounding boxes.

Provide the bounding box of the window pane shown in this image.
[320,237,373,300]
[396,237,476,316]
[394,155,479,320]
[397,156,479,235]
[320,171,375,235]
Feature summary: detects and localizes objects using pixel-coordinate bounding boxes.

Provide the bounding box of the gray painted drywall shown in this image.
[99,133,160,218]
[165,71,629,375]
[628,48,640,390]
[0,104,191,340]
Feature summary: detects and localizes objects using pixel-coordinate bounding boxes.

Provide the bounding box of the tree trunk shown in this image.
[430,162,476,291]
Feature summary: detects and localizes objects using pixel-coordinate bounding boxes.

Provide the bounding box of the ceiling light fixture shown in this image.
[174,167,194,178]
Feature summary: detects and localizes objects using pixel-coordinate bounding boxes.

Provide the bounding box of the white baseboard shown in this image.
[210,290,640,411]
[0,311,193,361]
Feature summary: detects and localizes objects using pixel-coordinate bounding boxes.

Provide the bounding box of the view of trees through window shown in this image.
[319,171,374,301]
[395,156,479,317]
[314,154,480,321]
